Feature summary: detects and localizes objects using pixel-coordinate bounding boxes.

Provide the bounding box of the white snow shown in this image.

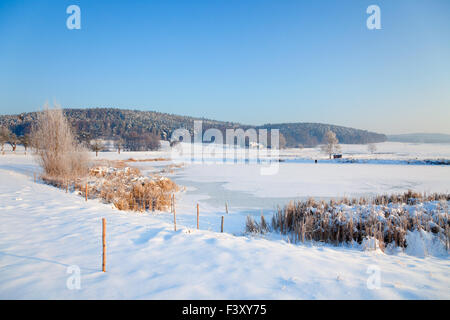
[0,143,449,299]
[405,230,448,258]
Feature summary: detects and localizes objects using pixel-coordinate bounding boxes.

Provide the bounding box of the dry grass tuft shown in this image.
[88,166,179,212]
[43,164,179,213]
[246,212,270,234]
[269,191,449,249]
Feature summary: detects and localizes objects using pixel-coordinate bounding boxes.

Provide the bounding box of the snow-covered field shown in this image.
[0,142,449,299]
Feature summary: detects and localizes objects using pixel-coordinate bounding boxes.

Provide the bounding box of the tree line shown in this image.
[0,108,387,150]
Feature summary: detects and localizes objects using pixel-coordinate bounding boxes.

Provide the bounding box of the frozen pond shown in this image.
[173,178,294,210]
[172,162,450,199]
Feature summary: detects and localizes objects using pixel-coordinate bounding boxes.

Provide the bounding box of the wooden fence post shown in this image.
[85,183,88,201]
[445,225,450,252]
[102,218,106,272]
[225,202,228,214]
[173,194,177,231]
[197,203,199,230]
[173,206,177,231]
[221,216,224,233]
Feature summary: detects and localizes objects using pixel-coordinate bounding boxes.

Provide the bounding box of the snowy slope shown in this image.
[0,151,449,299]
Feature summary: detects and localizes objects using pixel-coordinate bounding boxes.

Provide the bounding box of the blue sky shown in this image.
[0,0,449,134]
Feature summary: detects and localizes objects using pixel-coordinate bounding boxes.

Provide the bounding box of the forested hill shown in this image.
[260,122,387,147]
[0,108,387,147]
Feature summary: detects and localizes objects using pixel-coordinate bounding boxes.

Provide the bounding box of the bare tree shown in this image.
[90,140,105,157]
[20,134,31,154]
[8,133,19,153]
[31,104,89,179]
[368,143,377,154]
[0,126,10,154]
[114,138,125,154]
[320,130,341,159]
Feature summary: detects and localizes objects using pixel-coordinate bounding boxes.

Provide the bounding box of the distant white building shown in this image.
[249,141,264,149]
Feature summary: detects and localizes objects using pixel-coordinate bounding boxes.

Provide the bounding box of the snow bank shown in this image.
[405,230,448,258]
[1,147,449,299]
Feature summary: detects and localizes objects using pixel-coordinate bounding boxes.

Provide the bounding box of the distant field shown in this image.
[388,133,450,144]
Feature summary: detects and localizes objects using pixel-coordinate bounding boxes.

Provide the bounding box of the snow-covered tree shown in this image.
[320,130,341,159]
[368,143,377,154]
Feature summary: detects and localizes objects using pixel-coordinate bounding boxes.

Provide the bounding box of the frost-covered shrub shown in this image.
[31,105,89,179]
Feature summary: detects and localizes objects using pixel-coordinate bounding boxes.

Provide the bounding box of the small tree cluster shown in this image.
[123,131,160,151]
[0,126,26,153]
